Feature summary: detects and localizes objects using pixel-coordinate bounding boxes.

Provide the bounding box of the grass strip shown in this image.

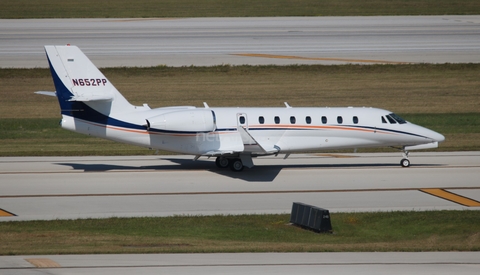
[1,0,480,18]
[1,114,478,156]
[0,118,154,156]
[2,64,480,118]
[1,63,479,156]
[1,211,479,255]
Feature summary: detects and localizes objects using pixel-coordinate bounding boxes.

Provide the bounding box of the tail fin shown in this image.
[45,45,134,117]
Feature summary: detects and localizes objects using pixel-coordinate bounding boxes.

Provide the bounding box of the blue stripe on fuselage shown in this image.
[47,54,143,131]
[47,57,75,115]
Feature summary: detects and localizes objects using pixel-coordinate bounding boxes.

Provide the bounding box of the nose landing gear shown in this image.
[400,149,410,167]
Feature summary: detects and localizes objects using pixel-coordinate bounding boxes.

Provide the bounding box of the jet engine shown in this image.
[146,109,216,133]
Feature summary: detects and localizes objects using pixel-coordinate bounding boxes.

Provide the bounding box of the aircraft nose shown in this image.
[430,130,445,143]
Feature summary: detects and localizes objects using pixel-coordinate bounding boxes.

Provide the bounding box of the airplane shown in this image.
[36,45,445,171]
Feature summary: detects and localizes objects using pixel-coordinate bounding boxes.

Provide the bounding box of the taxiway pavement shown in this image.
[1,152,479,221]
[1,252,479,275]
[1,16,480,68]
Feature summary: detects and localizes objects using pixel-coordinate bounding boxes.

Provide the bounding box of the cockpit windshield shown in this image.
[388,113,406,124]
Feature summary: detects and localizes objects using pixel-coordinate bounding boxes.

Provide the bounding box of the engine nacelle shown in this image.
[146,109,216,133]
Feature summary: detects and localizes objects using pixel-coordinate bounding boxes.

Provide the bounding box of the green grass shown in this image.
[401,113,480,151]
[0,118,154,156]
[0,64,479,156]
[1,211,479,255]
[1,0,479,18]
[2,64,480,118]
[403,113,480,135]
[1,113,478,156]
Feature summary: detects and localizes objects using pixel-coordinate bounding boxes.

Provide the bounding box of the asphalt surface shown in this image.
[1,152,479,221]
[1,16,480,68]
[1,252,479,275]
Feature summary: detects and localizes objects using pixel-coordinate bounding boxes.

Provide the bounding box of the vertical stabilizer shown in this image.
[45,45,134,116]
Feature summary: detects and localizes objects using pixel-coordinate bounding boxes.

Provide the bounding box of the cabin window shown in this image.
[321,116,327,124]
[389,113,406,124]
[353,116,359,124]
[239,116,246,124]
[290,116,296,124]
[337,116,343,124]
[382,116,387,123]
[274,116,280,124]
[306,116,312,124]
[386,115,397,124]
[259,116,265,124]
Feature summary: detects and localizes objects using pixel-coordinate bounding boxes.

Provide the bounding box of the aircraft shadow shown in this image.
[56,159,281,182]
[56,158,442,182]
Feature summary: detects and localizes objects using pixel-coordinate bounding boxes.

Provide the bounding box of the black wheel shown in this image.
[400,158,410,168]
[229,158,244,172]
[215,157,230,168]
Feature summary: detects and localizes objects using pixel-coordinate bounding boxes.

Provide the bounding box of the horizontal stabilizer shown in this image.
[68,94,113,102]
[35,91,56,97]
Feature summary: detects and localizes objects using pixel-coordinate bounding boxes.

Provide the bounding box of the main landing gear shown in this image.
[215,157,230,169]
[215,157,244,172]
[400,149,410,168]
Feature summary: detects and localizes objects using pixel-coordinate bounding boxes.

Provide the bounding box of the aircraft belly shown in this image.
[272,129,325,151]
[61,116,104,137]
[61,116,151,149]
[275,129,380,151]
[196,131,244,154]
[373,132,432,147]
[320,138,379,150]
[149,131,244,155]
[61,116,81,133]
[105,128,150,148]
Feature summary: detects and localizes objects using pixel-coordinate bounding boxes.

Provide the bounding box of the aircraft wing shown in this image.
[237,125,279,154]
[203,150,236,156]
[200,131,245,156]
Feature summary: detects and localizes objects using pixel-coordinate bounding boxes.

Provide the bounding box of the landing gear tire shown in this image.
[400,158,410,168]
[215,157,230,168]
[230,158,244,172]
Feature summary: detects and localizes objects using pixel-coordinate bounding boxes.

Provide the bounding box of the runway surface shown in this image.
[1,16,480,68]
[1,152,479,221]
[1,252,479,275]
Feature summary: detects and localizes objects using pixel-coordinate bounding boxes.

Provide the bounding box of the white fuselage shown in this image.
[43,45,445,170]
[60,105,444,156]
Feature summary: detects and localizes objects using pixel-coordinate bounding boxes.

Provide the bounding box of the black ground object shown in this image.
[290,202,332,233]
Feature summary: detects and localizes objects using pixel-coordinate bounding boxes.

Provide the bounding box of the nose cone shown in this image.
[432,131,445,143]
[423,128,445,143]
[410,123,445,143]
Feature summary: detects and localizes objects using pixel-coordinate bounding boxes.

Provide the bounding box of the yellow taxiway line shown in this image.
[0,208,16,217]
[25,258,61,268]
[233,53,412,64]
[420,189,480,207]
